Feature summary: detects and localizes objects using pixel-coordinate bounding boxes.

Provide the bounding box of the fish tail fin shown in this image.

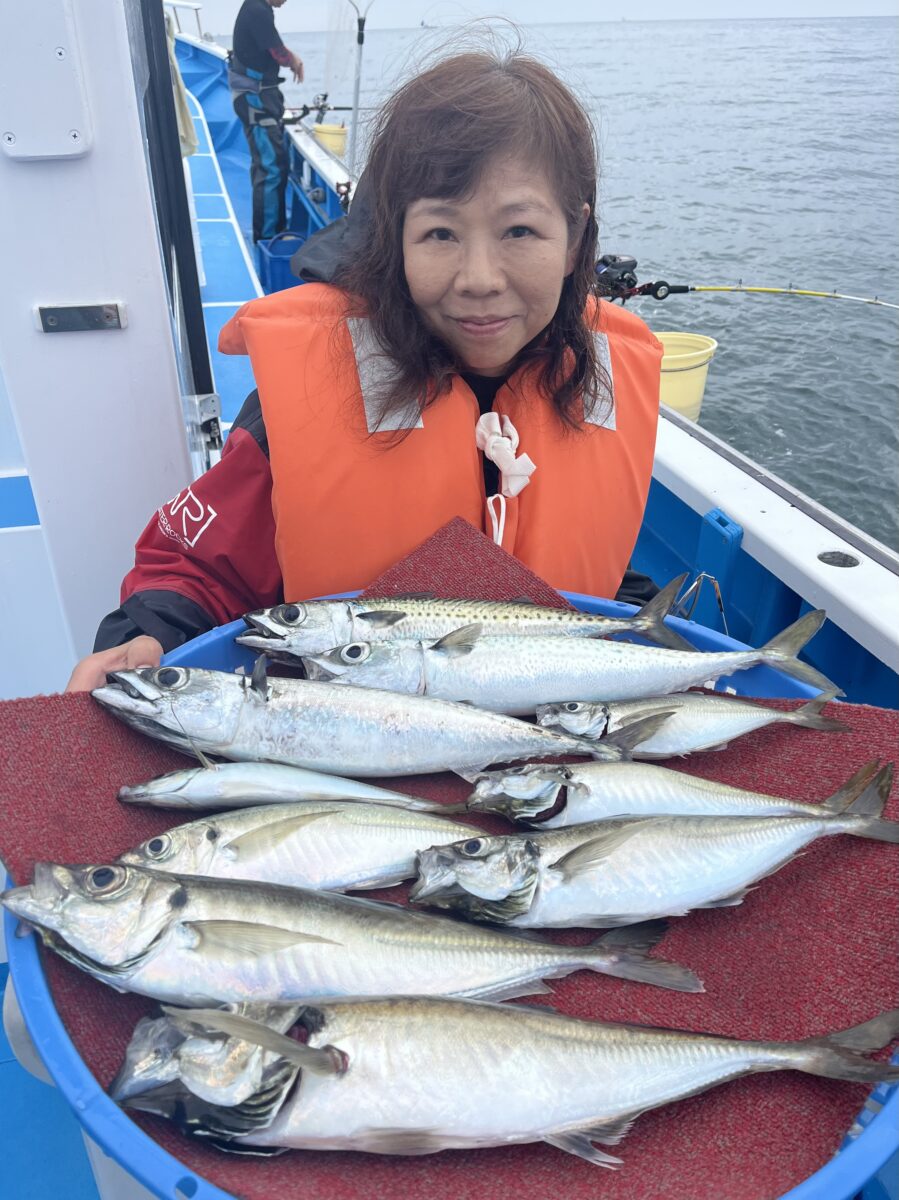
[793,1008,899,1083]
[586,920,704,993]
[785,689,850,733]
[626,575,696,652]
[842,763,899,842]
[820,759,882,813]
[758,610,844,695]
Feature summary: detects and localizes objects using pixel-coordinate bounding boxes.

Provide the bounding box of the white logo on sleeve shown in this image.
[158,487,218,549]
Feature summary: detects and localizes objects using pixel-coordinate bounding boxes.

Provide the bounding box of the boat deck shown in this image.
[184,88,261,431]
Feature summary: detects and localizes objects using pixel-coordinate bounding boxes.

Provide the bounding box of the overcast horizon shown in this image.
[190,1,899,36]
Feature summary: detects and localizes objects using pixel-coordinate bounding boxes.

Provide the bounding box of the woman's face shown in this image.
[402,156,586,377]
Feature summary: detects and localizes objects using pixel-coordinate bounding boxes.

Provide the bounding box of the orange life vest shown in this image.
[219,283,661,601]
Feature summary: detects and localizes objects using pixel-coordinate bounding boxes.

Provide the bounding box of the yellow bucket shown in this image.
[312,123,347,158]
[655,331,718,422]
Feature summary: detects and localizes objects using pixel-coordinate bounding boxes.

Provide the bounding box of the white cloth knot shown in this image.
[474,412,536,498]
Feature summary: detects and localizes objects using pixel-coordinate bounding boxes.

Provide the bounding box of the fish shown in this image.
[299,610,840,715]
[412,764,898,927]
[535,689,849,757]
[111,996,899,1165]
[0,862,702,1005]
[118,800,483,892]
[466,758,882,825]
[236,575,695,660]
[91,659,615,778]
[118,762,452,811]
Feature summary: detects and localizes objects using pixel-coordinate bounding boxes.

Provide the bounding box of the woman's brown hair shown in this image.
[333,47,609,431]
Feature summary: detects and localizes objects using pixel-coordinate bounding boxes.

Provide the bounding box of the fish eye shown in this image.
[144,834,172,860]
[340,643,370,664]
[460,838,485,857]
[86,865,127,895]
[564,702,582,712]
[277,603,306,626]
[154,667,187,690]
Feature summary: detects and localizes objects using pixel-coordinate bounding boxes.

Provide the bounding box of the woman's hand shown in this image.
[65,636,164,694]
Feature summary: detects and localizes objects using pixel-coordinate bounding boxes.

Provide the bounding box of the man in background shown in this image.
[229,0,304,242]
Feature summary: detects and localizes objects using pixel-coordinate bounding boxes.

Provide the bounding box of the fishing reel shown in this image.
[595,255,690,304]
[284,93,332,126]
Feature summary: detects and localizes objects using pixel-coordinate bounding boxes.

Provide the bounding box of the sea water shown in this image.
[255,15,899,550]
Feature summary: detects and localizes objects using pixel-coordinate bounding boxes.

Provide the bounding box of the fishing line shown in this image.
[689,284,899,310]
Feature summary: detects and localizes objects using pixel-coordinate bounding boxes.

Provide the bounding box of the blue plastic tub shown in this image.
[254,231,305,293]
[4,591,896,1200]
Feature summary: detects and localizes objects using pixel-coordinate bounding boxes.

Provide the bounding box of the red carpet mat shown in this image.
[1,518,897,1200]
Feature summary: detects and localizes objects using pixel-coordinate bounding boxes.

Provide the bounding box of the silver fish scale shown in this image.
[522,814,839,927]
[361,636,762,713]
[348,598,642,639]
[245,998,788,1154]
[544,762,821,823]
[115,875,605,1005]
[124,804,481,892]
[236,677,588,775]
[605,695,785,755]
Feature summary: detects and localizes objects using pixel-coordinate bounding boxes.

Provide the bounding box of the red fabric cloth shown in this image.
[1,518,897,1200]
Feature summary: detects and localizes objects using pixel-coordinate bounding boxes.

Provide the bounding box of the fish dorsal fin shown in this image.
[223,811,336,860]
[160,1006,346,1075]
[543,1129,623,1168]
[249,656,270,702]
[430,623,483,657]
[355,610,409,628]
[184,920,340,957]
[550,822,656,881]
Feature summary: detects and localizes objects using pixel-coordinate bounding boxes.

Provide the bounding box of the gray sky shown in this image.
[191,0,899,35]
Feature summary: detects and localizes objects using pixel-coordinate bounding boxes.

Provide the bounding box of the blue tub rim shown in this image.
[6,589,892,1200]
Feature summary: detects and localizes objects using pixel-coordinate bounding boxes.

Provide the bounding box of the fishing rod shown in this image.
[284,93,375,126]
[595,255,899,310]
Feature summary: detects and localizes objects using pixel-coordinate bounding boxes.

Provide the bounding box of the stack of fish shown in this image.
[3,582,897,1172]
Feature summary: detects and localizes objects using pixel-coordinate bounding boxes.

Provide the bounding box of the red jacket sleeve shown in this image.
[119,428,282,626]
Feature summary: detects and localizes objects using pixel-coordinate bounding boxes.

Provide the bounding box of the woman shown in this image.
[67,49,662,692]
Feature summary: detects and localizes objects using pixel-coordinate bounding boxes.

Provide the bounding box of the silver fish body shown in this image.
[301,611,838,715]
[118,800,482,891]
[1,862,701,1005]
[91,665,602,777]
[113,997,899,1165]
[536,690,847,757]
[416,766,897,927]
[118,763,446,811]
[237,579,693,658]
[466,759,879,825]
